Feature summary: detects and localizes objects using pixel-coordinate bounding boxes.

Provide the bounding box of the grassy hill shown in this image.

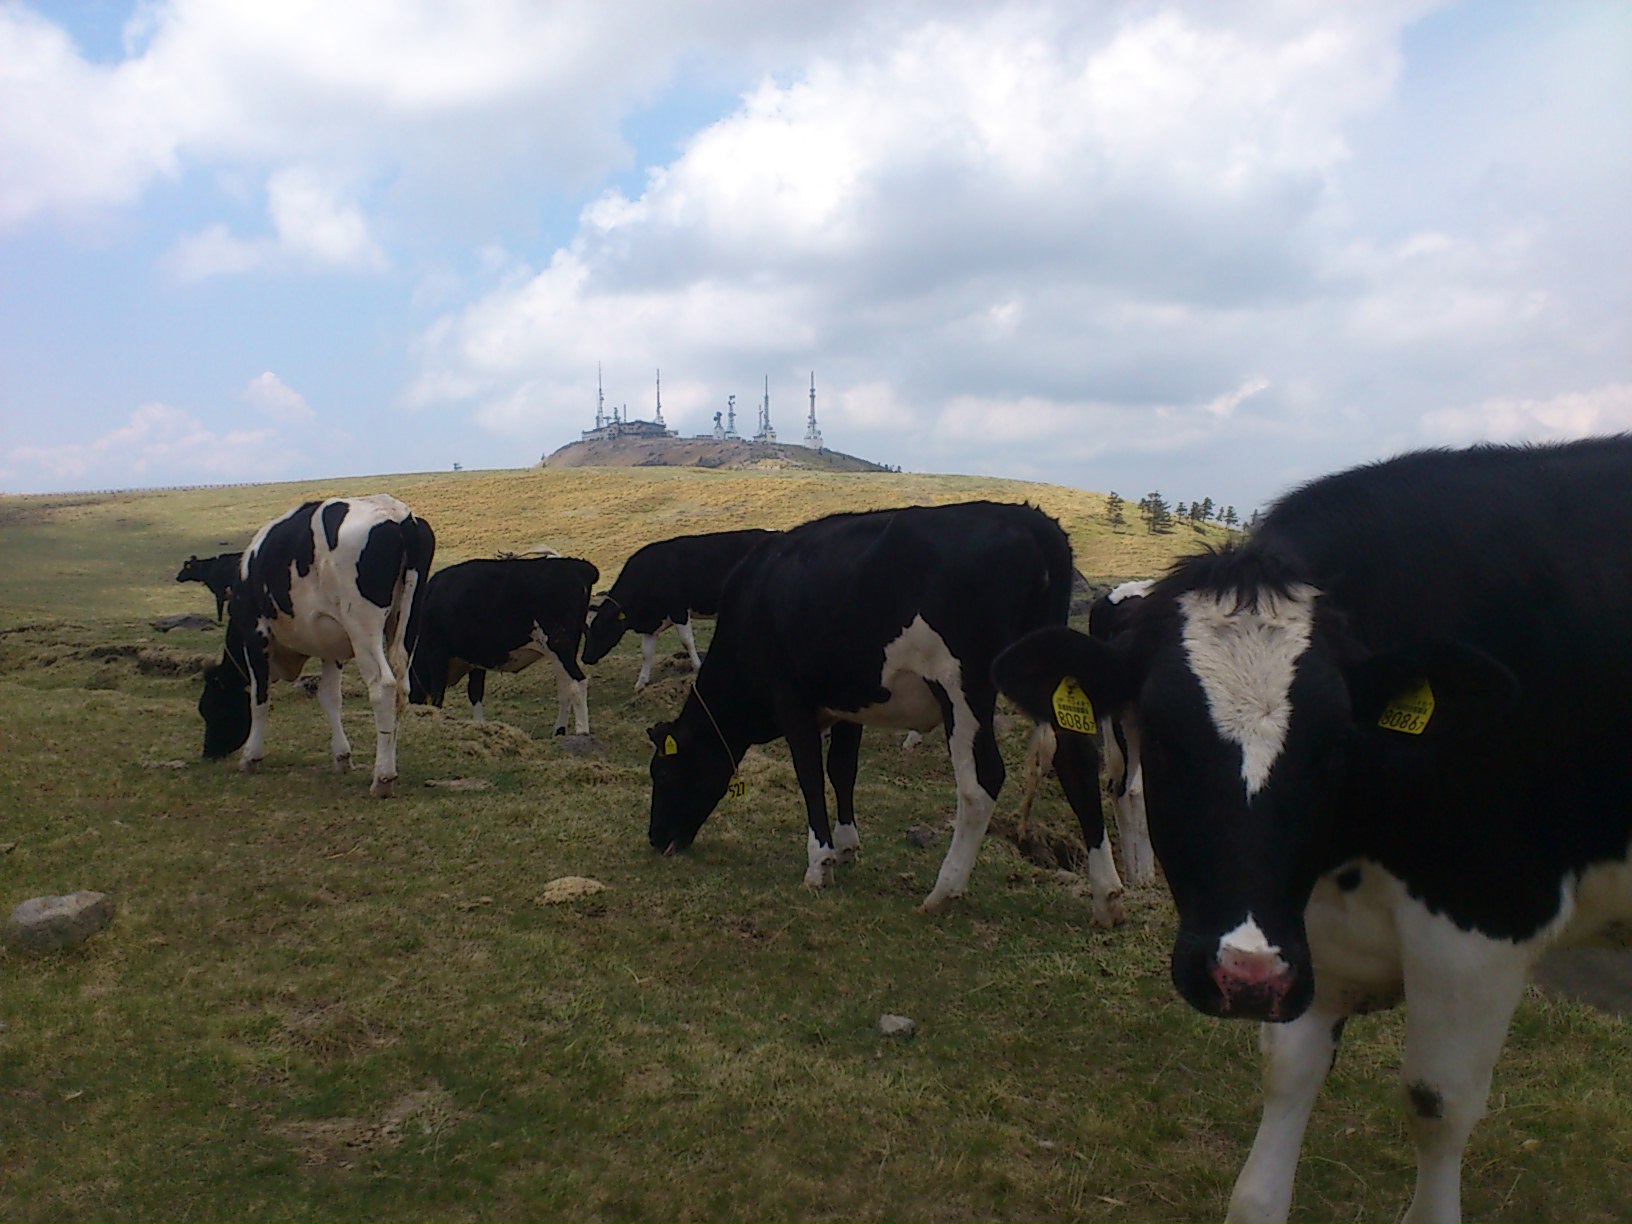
[1,467,1624,1221]
[0,465,1228,625]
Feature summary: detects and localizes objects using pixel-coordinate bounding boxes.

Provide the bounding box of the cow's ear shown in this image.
[1348,639,1518,742]
[646,722,680,756]
[993,626,1133,728]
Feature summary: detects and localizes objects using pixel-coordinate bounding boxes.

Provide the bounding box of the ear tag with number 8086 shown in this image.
[1378,680,1434,735]
[1051,677,1098,735]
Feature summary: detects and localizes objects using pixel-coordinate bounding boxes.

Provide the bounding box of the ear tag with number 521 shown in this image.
[1051,677,1098,735]
[1378,680,1435,735]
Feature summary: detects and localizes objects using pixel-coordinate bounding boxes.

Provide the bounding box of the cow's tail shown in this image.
[1030,506,1077,630]
[399,513,437,671]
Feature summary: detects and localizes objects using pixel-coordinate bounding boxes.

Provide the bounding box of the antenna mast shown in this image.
[804,371,823,450]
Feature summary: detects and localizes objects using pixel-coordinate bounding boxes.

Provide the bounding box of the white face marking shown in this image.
[1178,586,1317,798]
[1219,913,1281,957]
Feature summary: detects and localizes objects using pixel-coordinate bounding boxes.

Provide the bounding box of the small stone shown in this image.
[150,613,215,633]
[4,892,114,954]
[903,824,938,849]
[556,734,607,757]
[878,1013,916,1038]
[538,876,609,905]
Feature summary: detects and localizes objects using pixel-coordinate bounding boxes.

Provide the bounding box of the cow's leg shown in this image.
[1110,718,1155,885]
[1227,1003,1349,1223]
[1397,915,1531,1224]
[780,703,837,888]
[921,678,1002,913]
[1014,723,1053,843]
[635,633,657,690]
[352,637,401,798]
[316,658,353,772]
[238,635,274,774]
[554,657,590,735]
[1053,728,1125,927]
[467,668,487,722]
[674,618,703,672]
[826,720,863,863]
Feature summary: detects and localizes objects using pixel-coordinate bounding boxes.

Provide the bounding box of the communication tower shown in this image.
[803,372,823,450]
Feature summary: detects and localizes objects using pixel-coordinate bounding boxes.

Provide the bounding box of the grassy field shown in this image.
[1,466,1628,1221]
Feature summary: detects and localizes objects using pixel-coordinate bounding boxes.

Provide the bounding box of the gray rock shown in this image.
[878,1013,916,1038]
[151,613,215,633]
[557,734,607,756]
[903,824,938,849]
[4,892,114,954]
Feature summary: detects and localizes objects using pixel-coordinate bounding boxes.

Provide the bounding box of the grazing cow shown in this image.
[993,437,1632,1222]
[646,501,1126,923]
[582,528,780,689]
[408,555,600,734]
[175,551,242,622]
[1010,578,1157,887]
[198,495,435,797]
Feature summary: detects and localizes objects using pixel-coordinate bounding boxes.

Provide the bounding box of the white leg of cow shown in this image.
[675,620,703,671]
[1118,764,1155,886]
[635,634,656,690]
[1227,1005,1347,1223]
[317,658,352,772]
[805,828,838,888]
[470,701,485,723]
[352,642,400,798]
[1397,916,1532,1224]
[921,685,999,913]
[239,697,271,774]
[553,659,590,735]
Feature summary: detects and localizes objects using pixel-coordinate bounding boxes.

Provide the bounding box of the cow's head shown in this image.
[994,547,1515,1024]
[646,714,735,854]
[176,555,204,582]
[198,659,251,758]
[581,594,625,665]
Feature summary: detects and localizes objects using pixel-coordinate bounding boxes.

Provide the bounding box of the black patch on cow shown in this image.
[248,502,320,618]
[321,501,348,552]
[1407,1080,1444,1120]
[1335,867,1362,892]
[355,519,404,608]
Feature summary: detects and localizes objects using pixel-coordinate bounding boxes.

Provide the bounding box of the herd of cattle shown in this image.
[173,437,1632,1223]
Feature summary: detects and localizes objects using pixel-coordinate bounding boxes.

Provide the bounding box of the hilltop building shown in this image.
[580,367,677,443]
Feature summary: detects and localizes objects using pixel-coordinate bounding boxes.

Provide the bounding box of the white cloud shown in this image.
[244,372,317,423]
[1420,384,1632,445]
[0,402,294,490]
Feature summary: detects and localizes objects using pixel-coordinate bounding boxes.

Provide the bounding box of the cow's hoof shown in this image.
[633,680,649,693]
[833,824,861,863]
[1091,888,1127,928]
[239,757,260,775]
[917,889,961,915]
[803,859,836,889]
[333,753,352,775]
[370,776,396,799]
[553,726,566,737]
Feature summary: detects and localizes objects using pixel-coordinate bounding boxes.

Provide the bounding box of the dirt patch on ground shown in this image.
[1533,946,1632,1015]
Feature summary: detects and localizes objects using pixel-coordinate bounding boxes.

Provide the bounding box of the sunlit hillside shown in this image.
[0,465,1231,624]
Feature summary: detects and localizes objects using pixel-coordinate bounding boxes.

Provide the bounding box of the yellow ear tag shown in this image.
[663,734,679,756]
[1051,676,1098,735]
[726,775,746,800]
[1378,680,1435,735]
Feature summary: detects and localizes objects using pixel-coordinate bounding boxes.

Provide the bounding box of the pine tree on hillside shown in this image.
[1105,491,1126,528]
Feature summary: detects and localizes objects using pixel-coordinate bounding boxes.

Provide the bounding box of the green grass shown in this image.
[1,468,1628,1221]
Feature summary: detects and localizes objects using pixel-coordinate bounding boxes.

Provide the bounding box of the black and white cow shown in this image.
[198,495,435,798]
[408,555,600,734]
[176,551,243,622]
[646,501,1126,922]
[582,528,780,689]
[994,437,1632,1222]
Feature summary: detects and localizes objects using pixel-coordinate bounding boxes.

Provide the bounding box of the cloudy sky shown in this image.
[2,1,1628,513]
